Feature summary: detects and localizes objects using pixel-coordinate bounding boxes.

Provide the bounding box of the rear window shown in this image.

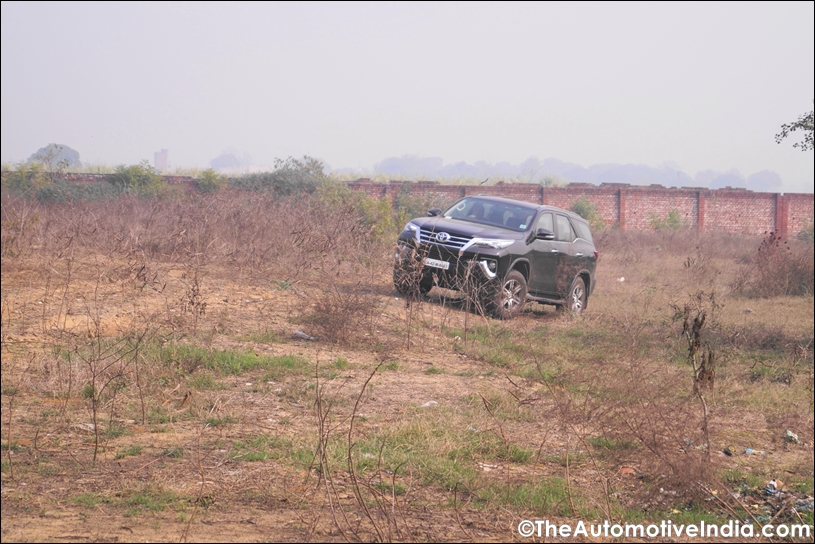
[572,220,593,242]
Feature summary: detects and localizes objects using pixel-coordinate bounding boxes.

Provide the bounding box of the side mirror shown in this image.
[536,228,555,240]
[427,208,441,217]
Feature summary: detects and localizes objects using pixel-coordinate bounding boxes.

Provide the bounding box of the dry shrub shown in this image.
[1,187,394,347]
[536,355,718,502]
[731,231,814,297]
[299,283,380,345]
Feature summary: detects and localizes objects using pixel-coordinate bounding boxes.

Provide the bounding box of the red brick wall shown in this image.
[347,179,814,237]
[703,190,776,236]
[621,187,699,230]
[787,193,815,235]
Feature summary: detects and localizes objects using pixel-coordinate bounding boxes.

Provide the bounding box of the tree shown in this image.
[27,143,81,169]
[27,143,81,183]
[775,104,813,151]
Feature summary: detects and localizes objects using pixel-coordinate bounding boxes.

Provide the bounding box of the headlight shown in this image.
[403,222,420,241]
[471,238,514,249]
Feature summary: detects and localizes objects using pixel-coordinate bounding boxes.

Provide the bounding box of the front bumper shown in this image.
[394,238,505,286]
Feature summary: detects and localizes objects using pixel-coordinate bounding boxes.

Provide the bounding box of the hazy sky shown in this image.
[2,1,813,192]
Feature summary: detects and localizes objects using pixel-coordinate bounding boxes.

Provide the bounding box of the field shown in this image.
[1,187,813,542]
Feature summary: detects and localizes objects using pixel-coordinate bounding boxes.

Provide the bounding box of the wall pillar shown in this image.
[775,194,788,237]
[618,188,627,230]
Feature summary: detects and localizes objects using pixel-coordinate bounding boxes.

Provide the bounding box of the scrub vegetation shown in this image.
[1,162,813,541]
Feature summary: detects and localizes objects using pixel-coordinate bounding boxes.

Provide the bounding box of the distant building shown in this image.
[154,149,169,172]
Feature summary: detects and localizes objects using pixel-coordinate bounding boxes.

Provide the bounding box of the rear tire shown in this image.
[567,276,586,314]
[489,270,527,319]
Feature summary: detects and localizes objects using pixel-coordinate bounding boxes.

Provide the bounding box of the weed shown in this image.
[333,357,350,370]
[71,492,111,509]
[187,373,223,390]
[114,445,144,459]
[205,416,236,427]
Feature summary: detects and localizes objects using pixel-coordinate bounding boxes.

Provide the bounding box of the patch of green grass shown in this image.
[71,492,112,509]
[115,445,144,459]
[122,487,187,515]
[424,365,443,375]
[229,434,301,463]
[148,406,179,424]
[374,481,406,495]
[478,478,587,517]
[337,410,535,494]
[82,383,95,399]
[1,385,19,395]
[103,422,129,439]
[36,461,63,476]
[155,342,310,377]
[587,436,637,451]
[1,442,24,452]
[382,361,400,371]
[187,373,224,390]
[722,468,768,490]
[789,476,814,495]
[545,452,587,467]
[162,447,184,458]
[333,357,350,370]
[205,416,237,427]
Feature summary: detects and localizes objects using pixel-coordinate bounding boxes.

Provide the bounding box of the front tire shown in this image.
[393,264,433,297]
[489,270,527,319]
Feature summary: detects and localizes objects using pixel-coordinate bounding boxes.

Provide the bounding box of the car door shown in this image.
[527,212,562,296]
[552,214,580,296]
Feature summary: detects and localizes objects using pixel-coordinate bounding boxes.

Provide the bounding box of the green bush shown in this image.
[196,168,225,193]
[570,194,605,231]
[649,208,684,231]
[1,162,50,193]
[108,161,167,196]
[230,156,327,195]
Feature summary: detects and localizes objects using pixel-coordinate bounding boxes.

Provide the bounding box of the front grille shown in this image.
[418,227,472,252]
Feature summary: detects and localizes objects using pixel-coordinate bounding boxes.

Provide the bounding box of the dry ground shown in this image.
[1,209,813,542]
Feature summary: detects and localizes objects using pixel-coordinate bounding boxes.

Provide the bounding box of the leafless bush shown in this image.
[300,283,380,345]
[731,231,814,297]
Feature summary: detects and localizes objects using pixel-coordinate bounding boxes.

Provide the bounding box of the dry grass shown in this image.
[2,190,813,541]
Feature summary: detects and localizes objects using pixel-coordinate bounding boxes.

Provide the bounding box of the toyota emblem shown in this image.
[434,232,450,243]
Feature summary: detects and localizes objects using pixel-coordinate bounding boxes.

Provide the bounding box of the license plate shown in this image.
[424,258,450,270]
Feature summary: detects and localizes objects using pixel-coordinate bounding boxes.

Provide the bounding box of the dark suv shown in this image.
[393,195,598,319]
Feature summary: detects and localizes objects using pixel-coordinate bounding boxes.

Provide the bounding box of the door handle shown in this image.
[550,249,559,253]
[575,253,583,257]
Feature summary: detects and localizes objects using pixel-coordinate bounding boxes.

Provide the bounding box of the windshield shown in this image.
[444,197,537,232]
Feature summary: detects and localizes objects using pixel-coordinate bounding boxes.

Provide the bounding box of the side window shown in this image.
[536,212,553,232]
[573,220,593,242]
[555,214,575,242]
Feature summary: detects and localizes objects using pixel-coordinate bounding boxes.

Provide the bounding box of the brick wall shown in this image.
[348,179,814,237]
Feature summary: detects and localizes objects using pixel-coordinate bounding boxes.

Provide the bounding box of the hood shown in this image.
[410,216,526,240]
